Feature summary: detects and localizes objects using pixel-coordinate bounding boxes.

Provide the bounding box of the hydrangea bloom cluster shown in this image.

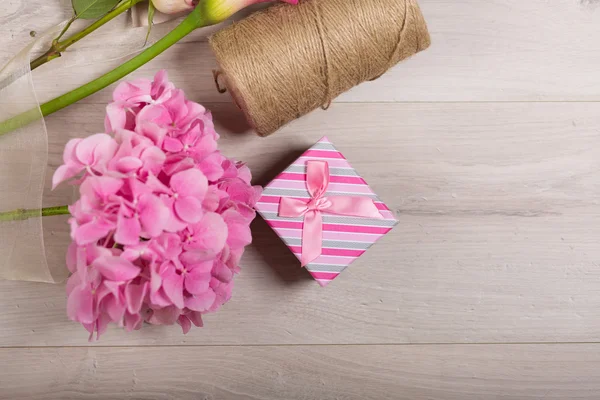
[53,70,261,340]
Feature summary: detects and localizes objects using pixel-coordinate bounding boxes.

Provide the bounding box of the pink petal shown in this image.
[190,260,215,273]
[139,194,169,237]
[124,312,143,332]
[95,313,112,341]
[236,204,257,221]
[95,282,115,304]
[180,252,215,267]
[150,288,172,308]
[95,137,119,166]
[163,136,184,153]
[220,178,260,205]
[151,233,183,261]
[67,285,94,324]
[237,163,252,184]
[184,270,211,295]
[105,103,127,132]
[210,280,234,312]
[145,173,171,194]
[103,295,125,323]
[177,315,192,334]
[112,79,152,103]
[139,146,166,175]
[80,176,123,199]
[202,186,221,212]
[174,196,203,223]
[185,212,227,254]
[66,242,78,273]
[121,242,150,261]
[75,133,116,166]
[212,260,233,283]
[65,272,82,297]
[82,322,95,339]
[125,281,148,314]
[170,168,208,198]
[252,186,263,204]
[162,269,185,309]
[197,152,224,181]
[228,247,245,268]
[148,305,181,325]
[150,262,163,292]
[137,104,172,127]
[223,210,252,249]
[180,99,206,125]
[184,289,216,312]
[163,211,187,233]
[188,311,204,327]
[128,178,152,199]
[62,138,82,164]
[162,90,187,124]
[115,214,141,246]
[52,164,81,189]
[136,120,167,146]
[74,218,114,246]
[92,256,141,281]
[115,156,143,173]
[75,244,89,279]
[162,156,195,176]
[99,280,123,302]
[151,70,171,96]
[86,245,113,264]
[195,135,217,158]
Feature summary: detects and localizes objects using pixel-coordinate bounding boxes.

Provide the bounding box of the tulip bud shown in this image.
[198,0,298,25]
[152,0,199,14]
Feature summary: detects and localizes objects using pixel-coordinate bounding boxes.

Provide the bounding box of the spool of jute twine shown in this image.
[209,0,431,137]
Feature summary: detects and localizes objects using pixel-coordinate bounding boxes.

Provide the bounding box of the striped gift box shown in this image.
[255,137,398,286]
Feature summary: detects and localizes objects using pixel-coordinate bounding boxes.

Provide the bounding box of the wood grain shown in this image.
[3,344,600,399]
[2,0,600,397]
[1,102,600,346]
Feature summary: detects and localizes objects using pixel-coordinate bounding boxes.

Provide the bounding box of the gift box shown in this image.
[256,137,398,286]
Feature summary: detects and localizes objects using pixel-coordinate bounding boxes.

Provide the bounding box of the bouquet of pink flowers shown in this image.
[53,70,261,340]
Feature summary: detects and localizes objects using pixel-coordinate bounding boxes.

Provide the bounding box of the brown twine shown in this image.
[209,0,431,137]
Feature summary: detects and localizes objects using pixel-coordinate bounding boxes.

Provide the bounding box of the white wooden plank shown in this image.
[2,0,600,104]
[1,102,600,346]
[0,0,68,66]
[2,344,600,399]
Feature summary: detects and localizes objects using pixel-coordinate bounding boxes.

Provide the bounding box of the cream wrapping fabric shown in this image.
[0,2,268,283]
[0,10,182,283]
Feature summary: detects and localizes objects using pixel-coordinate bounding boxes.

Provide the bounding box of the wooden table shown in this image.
[1,1,600,398]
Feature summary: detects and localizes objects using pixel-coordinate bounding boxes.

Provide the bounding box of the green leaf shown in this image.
[145,1,156,46]
[72,0,121,19]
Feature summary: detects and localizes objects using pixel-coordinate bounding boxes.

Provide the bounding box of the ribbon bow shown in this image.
[279,160,384,266]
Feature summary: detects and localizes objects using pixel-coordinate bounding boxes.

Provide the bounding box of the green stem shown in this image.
[0,205,70,222]
[0,7,205,136]
[30,0,147,71]
[55,16,76,43]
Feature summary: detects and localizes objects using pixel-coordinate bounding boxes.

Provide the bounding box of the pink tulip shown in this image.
[198,0,298,24]
[151,0,198,14]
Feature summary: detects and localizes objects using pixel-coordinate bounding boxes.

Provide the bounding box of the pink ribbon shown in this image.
[278,160,384,266]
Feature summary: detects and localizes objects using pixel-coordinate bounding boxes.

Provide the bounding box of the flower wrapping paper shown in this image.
[255,137,398,286]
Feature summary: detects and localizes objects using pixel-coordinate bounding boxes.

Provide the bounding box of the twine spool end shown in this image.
[212,70,228,94]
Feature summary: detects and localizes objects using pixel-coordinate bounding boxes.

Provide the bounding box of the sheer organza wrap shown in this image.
[0,8,181,283]
[0,1,262,283]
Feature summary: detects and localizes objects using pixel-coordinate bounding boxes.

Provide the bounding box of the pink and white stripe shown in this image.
[255,137,398,286]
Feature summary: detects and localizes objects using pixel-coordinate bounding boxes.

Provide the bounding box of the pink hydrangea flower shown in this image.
[54,70,262,341]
